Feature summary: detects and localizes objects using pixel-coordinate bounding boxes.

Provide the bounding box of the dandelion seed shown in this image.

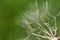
[21,0,60,40]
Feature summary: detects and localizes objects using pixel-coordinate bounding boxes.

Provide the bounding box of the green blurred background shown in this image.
[0,0,60,40]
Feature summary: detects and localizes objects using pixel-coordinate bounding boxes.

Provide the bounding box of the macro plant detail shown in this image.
[16,0,60,40]
[0,0,60,40]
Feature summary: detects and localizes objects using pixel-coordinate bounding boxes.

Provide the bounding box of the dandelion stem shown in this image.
[36,21,52,37]
[53,17,57,36]
[42,18,53,36]
[32,33,50,38]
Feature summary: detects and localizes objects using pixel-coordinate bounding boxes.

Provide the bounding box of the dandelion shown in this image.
[20,0,60,40]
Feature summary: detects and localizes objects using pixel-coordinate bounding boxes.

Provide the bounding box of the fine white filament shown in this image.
[20,0,59,40]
